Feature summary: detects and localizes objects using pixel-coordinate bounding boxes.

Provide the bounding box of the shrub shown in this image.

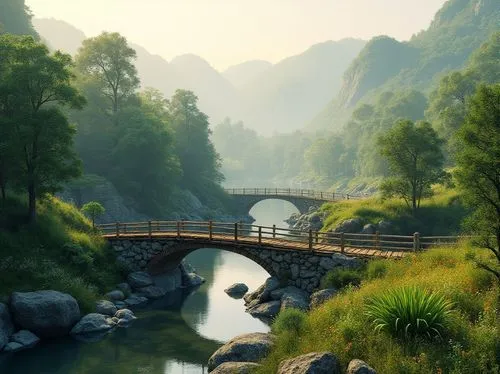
[366,260,388,279]
[365,286,454,340]
[272,308,307,335]
[321,268,363,289]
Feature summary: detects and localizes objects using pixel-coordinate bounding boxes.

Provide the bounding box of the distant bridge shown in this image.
[225,188,364,215]
[100,221,460,292]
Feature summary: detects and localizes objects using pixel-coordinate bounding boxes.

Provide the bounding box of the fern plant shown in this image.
[365,286,454,340]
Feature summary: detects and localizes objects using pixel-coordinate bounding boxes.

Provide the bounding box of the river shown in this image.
[0,200,298,374]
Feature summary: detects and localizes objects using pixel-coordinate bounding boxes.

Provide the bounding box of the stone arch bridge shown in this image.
[225,188,359,215]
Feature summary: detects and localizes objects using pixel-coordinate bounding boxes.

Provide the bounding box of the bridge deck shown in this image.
[103,231,406,259]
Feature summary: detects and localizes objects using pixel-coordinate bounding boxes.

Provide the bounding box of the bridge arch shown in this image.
[232,195,320,216]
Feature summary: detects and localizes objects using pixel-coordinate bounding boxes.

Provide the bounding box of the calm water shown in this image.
[0,200,298,374]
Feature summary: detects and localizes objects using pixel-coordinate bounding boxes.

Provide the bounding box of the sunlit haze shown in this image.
[26,0,447,70]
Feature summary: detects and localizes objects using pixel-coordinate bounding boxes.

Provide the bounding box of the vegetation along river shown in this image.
[0,200,298,374]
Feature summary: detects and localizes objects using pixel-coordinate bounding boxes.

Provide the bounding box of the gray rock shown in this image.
[247,300,281,319]
[331,254,362,268]
[208,333,274,371]
[185,273,205,287]
[96,300,117,316]
[114,301,127,309]
[280,288,310,312]
[3,341,24,352]
[153,268,182,292]
[127,271,154,289]
[361,224,377,235]
[116,283,131,295]
[105,290,125,301]
[124,295,148,306]
[310,289,338,309]
[319,257,336,271]
[136,286,167,299]
[244,277,280,305]
[10,291,80,338]
[70,313,115,335]
[0,303,14,351]
[333,218,363,234]
[225,283,249,298]
[377,220,394,235]
[114,309,136,323]
[277,352,340,374]
[347,359,376,374]
[10,330,40,350]
[211,362,261,374]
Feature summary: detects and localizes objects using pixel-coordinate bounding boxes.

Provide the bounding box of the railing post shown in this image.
[177,221,181,238]
[340,232,345,253]
[258,226,262,244]
[116,222,120,238]
[308,229,313,250]
[374,231,380,250]
[332,192,335,200]
[264,188,267,195]
[272,224,276,238]
[321,192,323,199]
[209,220,213,240]
[315,231,319,243]
[234,222,238,242]
[243,188,246,194]
[148,221,152,239]
[413,232,420,252]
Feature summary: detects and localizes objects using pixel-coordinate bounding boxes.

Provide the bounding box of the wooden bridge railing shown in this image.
[97,220,468,255]
[224,188,365,201]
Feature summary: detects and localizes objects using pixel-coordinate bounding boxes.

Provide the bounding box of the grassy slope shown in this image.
[320,186,469,235]
[0,195,121,312]
[260,246,499,373]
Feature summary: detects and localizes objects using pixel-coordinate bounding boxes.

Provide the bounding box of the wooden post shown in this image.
[374,231,380,250]
[148,221,152,239]
[321,192,323,199]
[243,188,246,194]
[413,232,420,252]
[272,224,276,238]
[258,226,262,244]
[308,229,313,250]
[234,222,238,242]
[315,231,319,243]
[209,220,213,240]
[332,192,335,200]
[176,221,180,238]
[116,222,120,238]
[340,232,345,253]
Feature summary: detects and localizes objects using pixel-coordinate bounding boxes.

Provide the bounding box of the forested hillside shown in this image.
[0,0,38,37]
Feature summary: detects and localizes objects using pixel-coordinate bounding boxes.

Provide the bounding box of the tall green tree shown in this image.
[75,32,139,116]
[454,84,500,281]
[378,120,446,214]
[0,0,38,37]
[0,35,84,221]
[81,201,105,228]
[168,90,223,196]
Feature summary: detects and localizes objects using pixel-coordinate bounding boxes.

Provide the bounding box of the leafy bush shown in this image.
[321,268,363,289]
[365,286,454,340]
[366,260,388,279]
[272,308,307,335]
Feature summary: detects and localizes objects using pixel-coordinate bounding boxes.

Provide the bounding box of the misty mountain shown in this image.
[32,18,84,55]
[223,60,273,88]
[309,0,500,131]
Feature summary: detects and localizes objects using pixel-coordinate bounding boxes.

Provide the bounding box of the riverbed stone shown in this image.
[225,283,249,298]
[96,300,118,316]
[244,277,280,305]
[277,352,340,374]
[115,309,137,323]
[280,288,310,312]
[3,341,24,352]
[127,271,154,289]
[210,362,261,373]
[105,290,125,301]
[247,300,281,319]
[116,283,132,295]
[185,273,205,287]
[347,359,377,374]
[114,301,127,309]
[310,289,338,309]
[136,286,167,299]
[124,295,148,306]
[9,330,40,350]
[0,303,14,351]
[70,313,115,335]
[208,333,274,371]
[10,291,80,338]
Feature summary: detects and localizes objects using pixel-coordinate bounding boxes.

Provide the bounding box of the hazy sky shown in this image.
[26,0,448,71]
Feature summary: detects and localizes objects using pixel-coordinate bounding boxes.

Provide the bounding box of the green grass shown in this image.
[320,185,469,235]
[259,246,499,374]
[0,194,122,312]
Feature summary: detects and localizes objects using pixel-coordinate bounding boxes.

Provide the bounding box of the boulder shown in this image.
[247,300,281,319]
[96,300,117,316]
[361,224,377,235]
[10,291,80,338]
[127,271,154,289]
[225,283,249,298]
[310,289,338,309]
[114,309,137,325]
[153,268,183,292]
[3,341,24,353]
[70,313,115,335]
[244,277,280,305]
[277,287,310,312]
[377,220,394,235]
[347,359,376,374]
[9,330,40,350]
[277,352,340,374]
[333,218,363,233]
[211,362,261,373]
[116,283,132,295]
[0,303,14,351]
[124,294,148,307]
[208,333,274,371]
[105,290,125,301]
[114,301,127,309]
[185,273,205,287]
[330,254,362,269]
[136,286,167,299]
